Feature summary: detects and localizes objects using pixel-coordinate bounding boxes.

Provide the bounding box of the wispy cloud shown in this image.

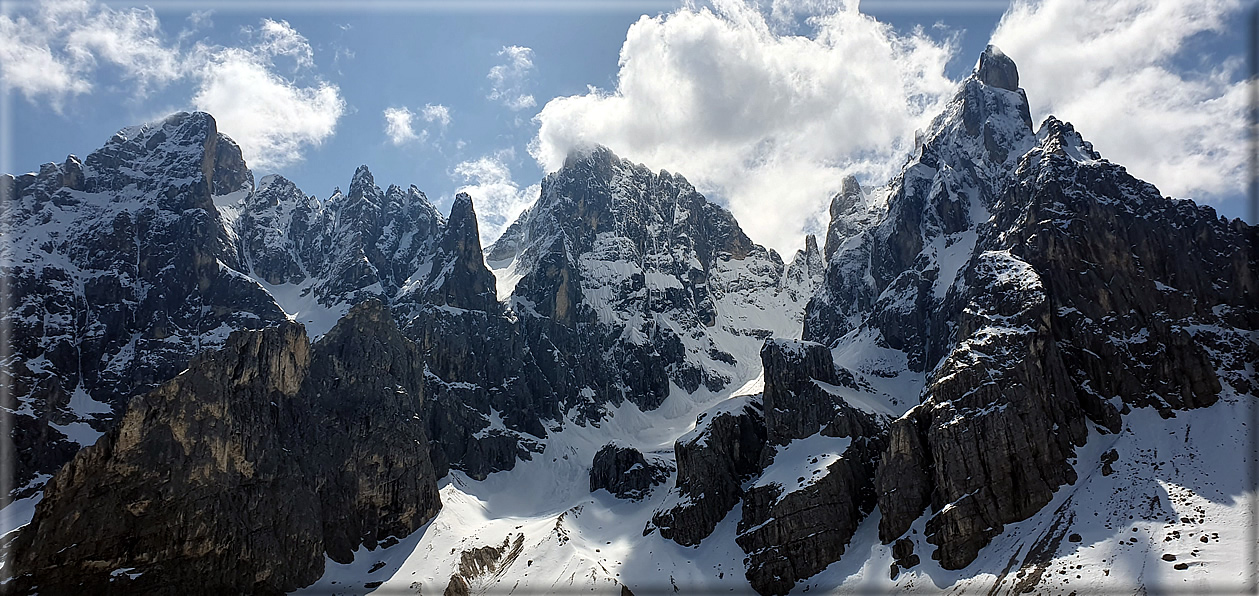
[487,45,536,111]
[991,0,1247,205]
[453,148,539,246]
[384,106,420,145]
[532,0,957,255]
[0,0,181,105]
[0,1,345,169]
[383,103,451,146]
[420,103,452,127]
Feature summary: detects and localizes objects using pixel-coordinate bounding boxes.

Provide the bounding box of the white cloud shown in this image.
[382,103,451,147]
[532,0,957,256]
[991,0,1247,205]
[0,1,345,169]
[0,15,91,102]
[383,106,420,145]
[251,18,315,69]
[453,149,540,246]
[190,20,344,168]
[0,0,181,104]
[192,45,344,169]
[421,103,452,127]
[487,45,537,111]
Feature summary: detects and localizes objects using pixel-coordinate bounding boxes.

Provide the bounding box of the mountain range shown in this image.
[1,46,1255,595]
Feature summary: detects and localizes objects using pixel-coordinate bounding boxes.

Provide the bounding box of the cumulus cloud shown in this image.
[0,1,344,168]
[382,103,451,146]
[190,20,345,168]
[991,0,1247,205]
[453,149,540,246]
[487,45,537,111]
[532,0,957,255]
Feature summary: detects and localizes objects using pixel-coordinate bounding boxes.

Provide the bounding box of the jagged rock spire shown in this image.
[975,44,1019,91]
[422,192,499,312]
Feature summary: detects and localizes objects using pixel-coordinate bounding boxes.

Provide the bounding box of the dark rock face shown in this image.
[649,397,766,546]
[975,44,1019,91]
[873,117,1256,569]
[736,437,884,596]
[878,251,1087,569]
[589,444,671,500]
[420,193,499,312]
[735,340,888,595]
[758,339,879,445]
[6,302,441,593]
[0,112,288,503]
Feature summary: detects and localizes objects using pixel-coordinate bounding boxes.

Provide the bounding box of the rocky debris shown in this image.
[735,340,888,595]
[589,444,671,500]
[650,397,766,546]
[889,538,920,579]
[443,534,526,596]
[1101,449,1119,476]
[6,301,441,593]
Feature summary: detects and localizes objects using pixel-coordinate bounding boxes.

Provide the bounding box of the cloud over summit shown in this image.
[532,0,958,256]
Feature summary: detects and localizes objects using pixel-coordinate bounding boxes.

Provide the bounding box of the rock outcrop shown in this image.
[735,340,888,595]
[649,396,766,546]
[876,250,1087,568]
[6,301,441,593]
[589,443,671,500]
[419,193,499,312]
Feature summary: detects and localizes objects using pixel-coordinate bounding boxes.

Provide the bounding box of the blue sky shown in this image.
[2,0,1252,255]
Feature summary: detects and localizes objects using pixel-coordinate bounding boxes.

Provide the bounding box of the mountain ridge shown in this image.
[2,45,1255,595]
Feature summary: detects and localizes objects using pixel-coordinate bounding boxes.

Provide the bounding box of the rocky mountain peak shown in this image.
[803,233,819,257]
[347,164,377,203]
[560,143,619,172]
[248,173,304,208]
[1029,115,1103,164]
[975,44,1019,91]
[420,193,498,312]
[83,111,252,211]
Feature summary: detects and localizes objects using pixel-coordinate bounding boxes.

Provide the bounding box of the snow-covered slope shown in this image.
[298,387,1255,596]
